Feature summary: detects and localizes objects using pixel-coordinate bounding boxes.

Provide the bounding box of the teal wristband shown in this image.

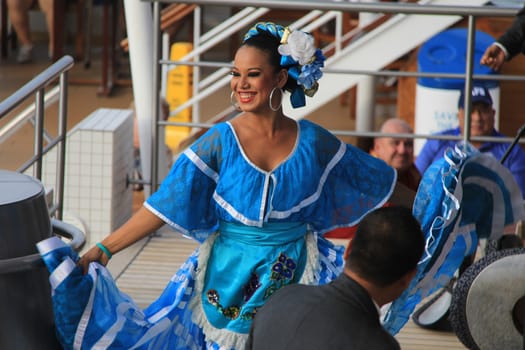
[96,242,113,260]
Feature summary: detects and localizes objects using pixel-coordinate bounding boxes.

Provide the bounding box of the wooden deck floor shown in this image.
[111,217,467,350]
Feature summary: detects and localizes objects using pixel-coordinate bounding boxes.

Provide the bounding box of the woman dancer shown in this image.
[40,22,411,349]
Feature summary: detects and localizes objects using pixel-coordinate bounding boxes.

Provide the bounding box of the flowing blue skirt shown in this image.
[37,232,344,350]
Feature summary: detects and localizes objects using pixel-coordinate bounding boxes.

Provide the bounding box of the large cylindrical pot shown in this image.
[0,170,61,349]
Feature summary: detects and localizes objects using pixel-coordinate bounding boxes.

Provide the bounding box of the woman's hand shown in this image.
[77,244,110,275]
[75,206,166,275]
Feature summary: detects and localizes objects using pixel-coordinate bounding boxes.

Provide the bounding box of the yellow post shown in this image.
[165,42,193,152]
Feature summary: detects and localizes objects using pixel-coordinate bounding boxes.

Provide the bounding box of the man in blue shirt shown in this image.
[415,84,525,199]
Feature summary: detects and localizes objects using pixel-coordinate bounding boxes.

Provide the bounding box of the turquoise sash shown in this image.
[201,221,308,333]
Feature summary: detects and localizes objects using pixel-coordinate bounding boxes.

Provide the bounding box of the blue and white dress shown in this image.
[38,119,396,349]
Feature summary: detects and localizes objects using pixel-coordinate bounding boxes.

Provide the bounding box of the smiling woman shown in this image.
[37,21,412,350]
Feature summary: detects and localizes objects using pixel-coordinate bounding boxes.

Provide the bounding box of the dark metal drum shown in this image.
[0,170,83,349]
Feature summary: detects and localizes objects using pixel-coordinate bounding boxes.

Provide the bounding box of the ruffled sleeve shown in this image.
[317,139,397,232]
[269,120,396,234]
[145,125,225,242]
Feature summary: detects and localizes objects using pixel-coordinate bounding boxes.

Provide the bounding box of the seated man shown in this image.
[415,84,525,199]
[371,118,421,192]
[246,206,425,350]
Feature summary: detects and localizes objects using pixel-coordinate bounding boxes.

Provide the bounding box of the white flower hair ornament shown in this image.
[278,29,316,65]
[278,27,325,107]
[243,22,325,108]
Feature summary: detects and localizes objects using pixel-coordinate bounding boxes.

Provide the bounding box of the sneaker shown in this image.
[17,45,33,64]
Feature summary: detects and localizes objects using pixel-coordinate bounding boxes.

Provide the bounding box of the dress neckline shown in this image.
[226,120,301,173]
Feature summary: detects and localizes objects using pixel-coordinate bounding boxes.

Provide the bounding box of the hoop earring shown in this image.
[230,91,241,111]
[269,87,283,111]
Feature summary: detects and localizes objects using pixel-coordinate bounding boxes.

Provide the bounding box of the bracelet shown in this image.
[96,242,113,260]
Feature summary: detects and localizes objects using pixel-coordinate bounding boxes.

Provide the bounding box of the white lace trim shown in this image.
[188,233,249,349]
[299,232,320,285]
[188,232,320,349]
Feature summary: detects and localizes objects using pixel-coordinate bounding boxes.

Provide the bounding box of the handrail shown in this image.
[0,56,74,117]
[149,1,519,17]
[145,1,525,192]
[164,60,525,135]
[0,85,61,145]
[156,2,524,124]
[0,55,74,220]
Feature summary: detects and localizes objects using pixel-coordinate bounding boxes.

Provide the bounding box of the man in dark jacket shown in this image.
[245,206,425,350]
[480,6,525,71]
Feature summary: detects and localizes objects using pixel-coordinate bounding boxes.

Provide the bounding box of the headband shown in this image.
[243,22,325,108]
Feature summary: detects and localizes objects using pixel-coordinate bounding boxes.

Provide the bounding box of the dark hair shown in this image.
[239,22,325,109]
[242,32,282,72]
[346,206,424,287]
[241,31,296,93]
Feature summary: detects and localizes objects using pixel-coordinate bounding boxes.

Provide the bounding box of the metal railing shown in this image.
[142,1,525,191]
[0,55,74,220]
